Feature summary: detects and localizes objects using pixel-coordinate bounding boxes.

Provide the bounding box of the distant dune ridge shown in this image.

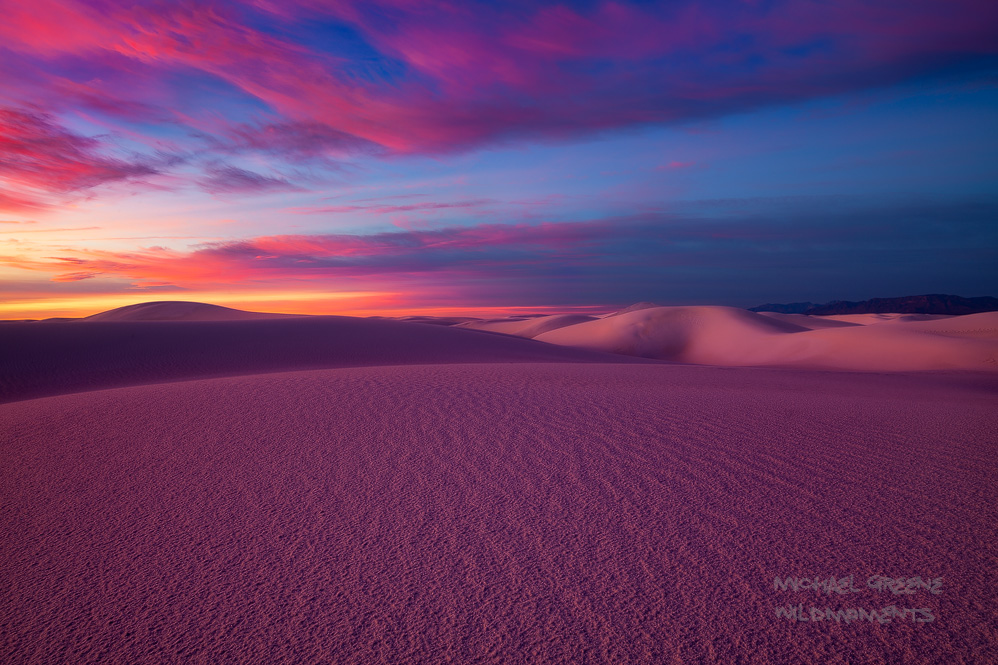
[2,300,996,405]
[604,301,662,317]
[456,313,597,338]
[82,300,301,321]
[753,311,861,329]
[514,306,996,372]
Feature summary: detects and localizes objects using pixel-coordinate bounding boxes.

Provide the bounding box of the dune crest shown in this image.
[83,301,299,322]
[457,313,597,338]
[755,311,861,329]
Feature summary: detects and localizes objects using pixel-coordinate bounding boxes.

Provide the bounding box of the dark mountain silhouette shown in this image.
[749,295,998,316]
[748,302,817,314]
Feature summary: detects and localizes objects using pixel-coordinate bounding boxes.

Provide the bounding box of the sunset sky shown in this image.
[1,0,997,318]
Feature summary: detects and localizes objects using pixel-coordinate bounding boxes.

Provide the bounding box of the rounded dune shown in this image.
[393,315,479,326]
[535,306,808,362]
[457,313,597,338]
[881,311,998,338]
[83,301,301,322]
[534,306,998,371]
[604,301,661,317]
[755,311,861,329]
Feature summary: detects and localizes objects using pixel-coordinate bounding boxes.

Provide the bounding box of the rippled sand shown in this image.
[2,363,995,664]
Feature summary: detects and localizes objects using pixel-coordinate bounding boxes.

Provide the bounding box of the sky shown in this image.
[1,0,997,318]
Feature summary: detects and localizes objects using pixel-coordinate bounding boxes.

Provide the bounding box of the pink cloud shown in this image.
[0,0,995,211]
[0,189,49,213]
[4,199,996,308]
[1,0,994,157]
[0,107,157,211]
[199,165,303,194]
[0,218,626,287]
[290,199,495,215]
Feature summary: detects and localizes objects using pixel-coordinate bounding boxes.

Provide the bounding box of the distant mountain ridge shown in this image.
[751,294,998,316]
[748,302,817,314]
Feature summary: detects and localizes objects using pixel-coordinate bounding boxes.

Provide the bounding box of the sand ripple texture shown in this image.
[2,364,996,664]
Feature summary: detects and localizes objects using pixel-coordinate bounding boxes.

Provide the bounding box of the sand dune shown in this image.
[5,303,995,407]
[83,300,300,321]
[531,306,998,371]
[817,312,955,325]
[605,301,661,317]
[2,363,994,664]
[0,314,646,404]
[457,313,597,338]
[393,315,479,326]
[865,311,998,338]
[755,311,861,329]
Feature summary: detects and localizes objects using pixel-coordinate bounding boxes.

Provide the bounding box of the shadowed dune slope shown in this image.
[393,315,479,326]
[755,311,862,329]
[0,315,648,404]
[1,364,995,664]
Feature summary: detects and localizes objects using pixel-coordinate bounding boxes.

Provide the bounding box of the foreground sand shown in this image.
[2,363,995,664]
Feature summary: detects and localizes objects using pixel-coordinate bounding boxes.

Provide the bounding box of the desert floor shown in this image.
[2,353,995,664]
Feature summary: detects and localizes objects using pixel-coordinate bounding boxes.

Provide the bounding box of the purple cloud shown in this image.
[198,165,303,195]
[0,0,994,170]
[5,198,995,306]
[0,107,158,210]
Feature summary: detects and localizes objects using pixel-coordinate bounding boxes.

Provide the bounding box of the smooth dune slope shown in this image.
[755,311,862,329]
[0,315,647,404]
[83,301,300,321]
[604,301,661,317]
[457,313,597,338]
[873,311,998,338]
[817,313,955,325]
[392,315,479,326]
[1,364,995,664]
[533,306,998,371]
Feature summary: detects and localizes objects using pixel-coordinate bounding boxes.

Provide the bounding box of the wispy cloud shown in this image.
[198,165,303,194]
[657,161,698,171]
[0,107,158,210]
[291,199,495,215]
[0,226,101,234]
[4,198,995,305]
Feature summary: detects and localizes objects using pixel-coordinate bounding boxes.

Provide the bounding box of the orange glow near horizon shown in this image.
[0,291,392,320]
[0,291,614,320]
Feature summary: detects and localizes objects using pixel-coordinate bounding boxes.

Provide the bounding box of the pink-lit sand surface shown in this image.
[2,309,997,663]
